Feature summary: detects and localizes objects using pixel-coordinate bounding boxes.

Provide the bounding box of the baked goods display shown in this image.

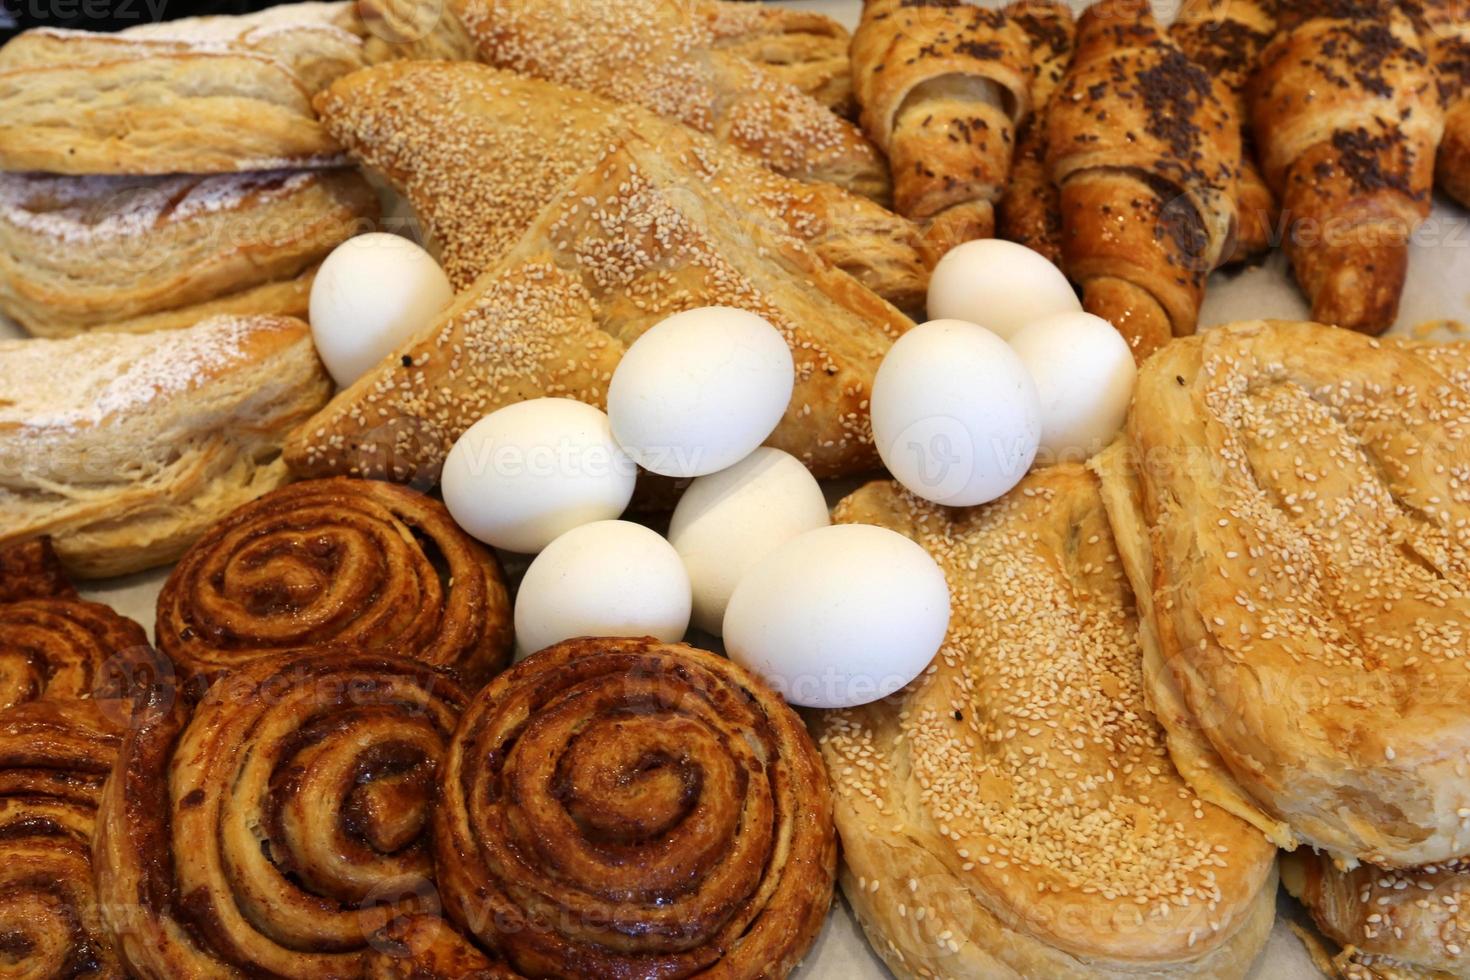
[814,466,1279,978]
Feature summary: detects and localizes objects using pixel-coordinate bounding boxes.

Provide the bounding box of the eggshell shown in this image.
[667,448,830,636]
[607,307,794,478]
[514,520,691,657]
[870,319,1041,507]
[926,239,1081,339]
[441,399,637,554]
[723,524,950,709]
[309,233,453,386]
[1009,312,1137,462]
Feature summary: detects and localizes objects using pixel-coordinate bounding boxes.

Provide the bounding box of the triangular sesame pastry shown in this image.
[284,133,913,484]
[812,465,1279,979]
[1092,320,1470,870]
[313,60,926,310]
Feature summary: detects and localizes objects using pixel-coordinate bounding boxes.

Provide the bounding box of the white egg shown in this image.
[667,448,830,636]
[514,520,691,657]
[871,319,1042,507]
[926,239,1081,339]
[441,399,638,554]
[1009,312,1137,463]
[309,233,453,386]
[607,307,794,478]
[723,524,949,709]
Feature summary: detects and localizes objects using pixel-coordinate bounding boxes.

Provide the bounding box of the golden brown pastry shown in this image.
[0,168,377,339]
[1170,0,1279,264]
[0,314,332,578]
[155,477,512,687]
[850,0,1033,258]
[813,467,1279,979]
[0,701,125,979]
[703,1,853,115]
[1094,320,1470,868]
[0,599,154,714]
[1048,0,1241,359]
[367,917,520,980]
[284,131,911,484]
[996,0,1077,266]
[435,636,835,979]
[1416,0,1470,208]
[94,652,469,978]
[0,537,77,602]
[1251,0,1443,333]
[314,60,927,310]
[0,2,365,175]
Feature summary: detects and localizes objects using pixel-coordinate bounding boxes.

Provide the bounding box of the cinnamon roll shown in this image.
[435,637,836,980]
[156,478,513,686]
[366,917,519,979]
[0,599,154,714]
[0,700,125,978]
[94,652,470,978]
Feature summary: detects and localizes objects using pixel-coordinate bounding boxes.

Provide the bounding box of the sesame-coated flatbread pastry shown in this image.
[812,465,1279,980]
[284,131,912,484]
[0,2,365,175]
[0,169,377,339]
[1093,320,1470,869]
[314,60,926,311]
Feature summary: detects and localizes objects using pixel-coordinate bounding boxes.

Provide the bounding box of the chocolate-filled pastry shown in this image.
[0,701,125,978]
[1094,320,1470,868]
[94,653,469,978]
[1417,0,1470,209]
[0,599,153,714]
[0,168,377,339]
[814,467,1278,979]
[1251,0,1443,333]
[1047,0,1240,358]
[156,478,512,687]
[0,537,77,602]
[434,637,836,979]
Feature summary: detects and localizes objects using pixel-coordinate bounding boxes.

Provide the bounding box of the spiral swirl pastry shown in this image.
[436,637,837,980]
[0,700,125,978]
[156,478,513,686]
[93,653,470,978]
[0,599,153,714]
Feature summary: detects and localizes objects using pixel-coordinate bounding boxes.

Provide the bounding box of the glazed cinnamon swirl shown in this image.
[0,599,154,714]
[156,478,513,686]
[434,637,836,980]
[94,652,470,978]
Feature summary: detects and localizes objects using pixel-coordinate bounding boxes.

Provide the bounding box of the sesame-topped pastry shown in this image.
[314,61,927,311]
[0,168,377,338]
[284,130,912,484]
[1047,0,1241,359]
[1094,320,1470,868]
[813,465,1279,979]
[702,1,853,116]
[0,2,365,175]
[850,0,1034,259]
[1251,0,1444,334]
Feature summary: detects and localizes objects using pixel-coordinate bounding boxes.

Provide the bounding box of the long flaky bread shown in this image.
[1094,320,1470,869]
[1171,0,1279,264]
[0,315,331,578]
[0,168,376,338]
[996,0,1076,265]
[850,0,1033,259]
[285,133,911,485]
[1047,0,1240,359]
[315,61,927,311]
[1417,0,1470,208]
[1251,0,1443,334]
[0,2,365,174]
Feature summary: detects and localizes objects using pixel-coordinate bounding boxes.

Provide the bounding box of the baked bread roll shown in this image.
[1048,0,1241,359]
[0,314,332,578]
[0,2,365,175]
[813,467,1279,979]
[0,701,125,979]
[851,0,1033,259]
[0,599,154,715]
[285,131,911,484]
[0,537,76,602]
[435,637,835,978]
[1094,320,1470,868]
[0,168,377,339]
[1417,0,1470,209]
[1251,0,1443,334]
[156,477,512,687]
[314,60,927,311]
[94,652,469,978]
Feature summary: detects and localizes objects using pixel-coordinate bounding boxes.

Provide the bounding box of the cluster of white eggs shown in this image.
[307,234,1137,710]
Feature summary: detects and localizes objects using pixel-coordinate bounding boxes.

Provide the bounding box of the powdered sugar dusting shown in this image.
[119,1,356,46]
